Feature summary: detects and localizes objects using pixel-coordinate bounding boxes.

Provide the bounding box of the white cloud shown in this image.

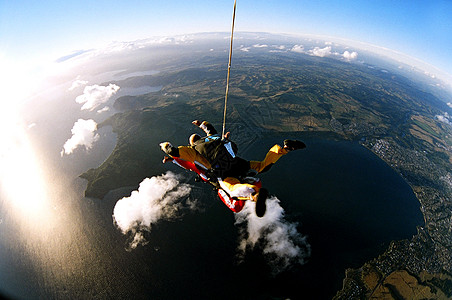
[68,78,88,91]
[273,45,286,50]
[113,172,193,250]
[291,44,304,53]
[253,44,268,48]
[61,119,99,156]
[234,196,310,273]
[240,46,250,52]
[436,112,452,126]
[308,46,332,57]
[447,102,452,109]
[97,106,110,114]
[342,50,358,61]
[75,83,120,111]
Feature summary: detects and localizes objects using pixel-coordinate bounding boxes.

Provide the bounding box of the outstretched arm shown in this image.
[192,120,217,136]
[160,142,211,168]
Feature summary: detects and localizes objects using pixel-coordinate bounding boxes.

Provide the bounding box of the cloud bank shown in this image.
[61,119,99,156]
[447,102,452,109]
[112,172,310,270]
[291,44,358,61]
[234,196,310,273]
[75,83,120,111]
[113,172,193,250]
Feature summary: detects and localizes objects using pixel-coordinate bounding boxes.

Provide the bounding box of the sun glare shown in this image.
[0,54,52,221]
[0,111,49,218]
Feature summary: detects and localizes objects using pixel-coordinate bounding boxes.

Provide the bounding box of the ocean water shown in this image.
[0,133,423,299]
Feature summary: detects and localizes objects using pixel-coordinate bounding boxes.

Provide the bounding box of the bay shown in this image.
[243,133,424,297]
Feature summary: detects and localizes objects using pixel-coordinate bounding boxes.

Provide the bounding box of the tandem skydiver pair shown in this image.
[160,120,306,217]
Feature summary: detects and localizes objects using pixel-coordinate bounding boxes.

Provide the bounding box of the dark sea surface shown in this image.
[0,133,424,299]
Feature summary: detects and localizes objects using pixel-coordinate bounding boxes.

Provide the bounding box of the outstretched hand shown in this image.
[192,120,201,126]
[160,142,172,153]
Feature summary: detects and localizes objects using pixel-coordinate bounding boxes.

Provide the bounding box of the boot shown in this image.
[253,188,268,217]
[283,139,306,151]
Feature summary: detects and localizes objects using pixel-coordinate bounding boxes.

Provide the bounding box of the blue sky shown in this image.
[1,0,452,81]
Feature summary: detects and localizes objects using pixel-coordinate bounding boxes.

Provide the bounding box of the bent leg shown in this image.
[249,144,288,174]
[218,177,260,200]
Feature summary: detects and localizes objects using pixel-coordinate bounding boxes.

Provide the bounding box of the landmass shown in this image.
[81,51,452,298]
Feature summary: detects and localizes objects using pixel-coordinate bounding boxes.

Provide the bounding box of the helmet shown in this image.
[189,134,201,146]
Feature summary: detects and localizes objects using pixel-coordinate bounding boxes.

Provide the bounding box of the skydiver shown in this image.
[188,120,306,178]
[160,120,306,217]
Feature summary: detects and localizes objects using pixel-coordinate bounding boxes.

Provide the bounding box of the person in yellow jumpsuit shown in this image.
[215,140,303,217]
[160,141,212,170]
